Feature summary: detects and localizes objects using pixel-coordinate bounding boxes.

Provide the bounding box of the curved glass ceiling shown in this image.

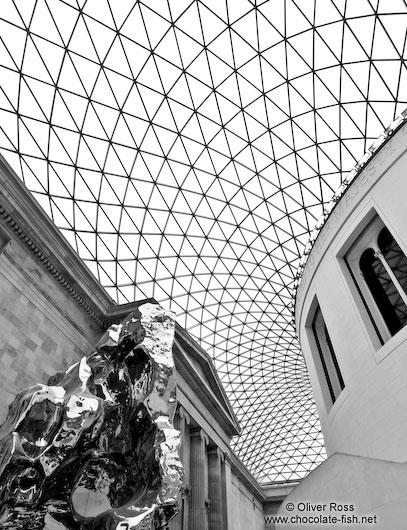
[0,0,406,482]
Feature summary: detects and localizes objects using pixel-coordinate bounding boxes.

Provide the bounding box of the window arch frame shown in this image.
[345,216,407,344]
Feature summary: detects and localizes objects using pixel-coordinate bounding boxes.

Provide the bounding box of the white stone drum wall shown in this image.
[276,453,407,530]
[295,121,407,463]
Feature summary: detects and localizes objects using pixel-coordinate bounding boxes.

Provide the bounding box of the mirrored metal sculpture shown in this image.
[0,302,182,529]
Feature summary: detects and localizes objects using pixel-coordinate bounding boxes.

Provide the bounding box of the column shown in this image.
[190,428,209,530]
[374,249,407,306]
[169,407,191,530]
[179,407,191,530]
[208,447,224,530]
[178,406,191,482]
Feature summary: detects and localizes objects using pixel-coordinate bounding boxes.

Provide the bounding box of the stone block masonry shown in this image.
[0,234,103,423]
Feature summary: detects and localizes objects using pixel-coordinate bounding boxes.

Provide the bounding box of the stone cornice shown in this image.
[103,299,157,326]
[261,480,299,502]
[208,446,225,461]
[174,324,240,437]
[178,406,191,424]
[226,450,266,501]
[0,154,113,326]
[190,428,210,445]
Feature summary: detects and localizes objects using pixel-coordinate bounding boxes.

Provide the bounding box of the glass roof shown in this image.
[0,0,406,483]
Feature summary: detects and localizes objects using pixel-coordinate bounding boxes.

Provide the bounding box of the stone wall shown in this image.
[0,227,103,422]
[0,153,112,423]
[229,470,264,530]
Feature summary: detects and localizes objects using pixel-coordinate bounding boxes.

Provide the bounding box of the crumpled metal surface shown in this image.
[0,302,183,529]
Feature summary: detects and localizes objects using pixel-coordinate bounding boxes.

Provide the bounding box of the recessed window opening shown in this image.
[378,227,407,295]
[359,227,407,337]
[311,305,345,405]
[345,216,407,345]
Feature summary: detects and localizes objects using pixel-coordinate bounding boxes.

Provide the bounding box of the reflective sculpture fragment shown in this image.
[0,302,183,529]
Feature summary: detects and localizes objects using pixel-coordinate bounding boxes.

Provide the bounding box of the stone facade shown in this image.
[0,157,107,423]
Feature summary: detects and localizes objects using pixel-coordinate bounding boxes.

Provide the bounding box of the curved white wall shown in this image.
[296,121,407,463]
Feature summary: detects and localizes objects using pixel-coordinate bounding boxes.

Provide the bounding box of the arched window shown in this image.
[359,247,407,336]
[378,227,407,296]
[346,217,407,343]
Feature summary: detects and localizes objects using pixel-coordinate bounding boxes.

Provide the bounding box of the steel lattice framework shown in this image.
[0,0,406,482]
